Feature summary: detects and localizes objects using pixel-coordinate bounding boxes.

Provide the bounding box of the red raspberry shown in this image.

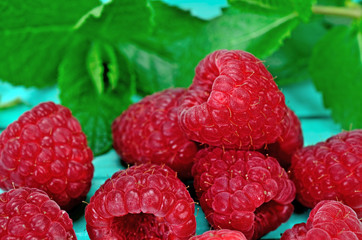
[85,163,196,239]
[112,88,198,180]
[0,187,76,239]
[265,107,303,169]
[289,130,362,218]
[281,200,362,240]
[0,102,94,210]
[192,147,296,239]
[190,229,247,239]
[178,50,286,150]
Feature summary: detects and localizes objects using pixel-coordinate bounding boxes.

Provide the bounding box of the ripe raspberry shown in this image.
[192,147,296,239]
[289,130,362,218]
[85,163,196,239]
[178,50,287,150]
[281,200,362,240]
[0,187,76,239]
[0,102,94,210]
[112,88,198,180]
[190,229,247,240]
[264,107,303,169]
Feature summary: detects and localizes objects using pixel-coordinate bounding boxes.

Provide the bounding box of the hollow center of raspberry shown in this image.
[111,213,170,239]
[253,201,293,239]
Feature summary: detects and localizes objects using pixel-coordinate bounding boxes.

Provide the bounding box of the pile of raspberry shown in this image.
[0,49,361,239]
[111,50,304,239]
[111,49,361,239]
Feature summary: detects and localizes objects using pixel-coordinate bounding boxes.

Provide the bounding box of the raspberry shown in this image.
[190,229,247,240]
[289,130,362,218]
[0,102,94,210]
[0,187,76,239]
[112,88,198,180]
[192,147,295,239]
[85,163,196,239]
[178,50,286,150]
[264,107,303,169]
[281,200,362,240]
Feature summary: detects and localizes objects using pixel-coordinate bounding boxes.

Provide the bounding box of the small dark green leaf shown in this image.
[58,37,135,155]
[87,41,105,94]
[87,41,121,94]
[0,0,100,87]
[103,43,121,90]
[310,25,362,129]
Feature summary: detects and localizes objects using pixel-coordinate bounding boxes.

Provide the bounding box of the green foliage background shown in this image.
[0,0,361,155]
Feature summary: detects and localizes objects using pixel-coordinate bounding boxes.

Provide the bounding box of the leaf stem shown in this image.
[312,5,362,19]
[0,98,23,110]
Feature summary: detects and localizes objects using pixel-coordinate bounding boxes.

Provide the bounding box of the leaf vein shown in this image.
[230,12,297,46]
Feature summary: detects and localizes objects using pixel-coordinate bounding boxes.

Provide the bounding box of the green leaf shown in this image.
[0,0,100,87]
[316,0,345,6]
[87,40,121,94]
[58,37,135,156]
[266,16,328,85]
[87,41,105,94]
[119,2,208,93]
[309,25,362,129]
[119,43,179,95]
[206,7,300,58]
[75,0,152,43]
[121,1,305,95]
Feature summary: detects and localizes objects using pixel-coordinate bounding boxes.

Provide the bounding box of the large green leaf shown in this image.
[58,37,135,156]
[266,16,328,85]
[0,0,100,87]
[309,25,362,129]
[121,0,309,95]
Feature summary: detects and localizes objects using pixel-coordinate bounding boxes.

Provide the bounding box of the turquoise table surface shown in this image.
[0,79,342,239]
